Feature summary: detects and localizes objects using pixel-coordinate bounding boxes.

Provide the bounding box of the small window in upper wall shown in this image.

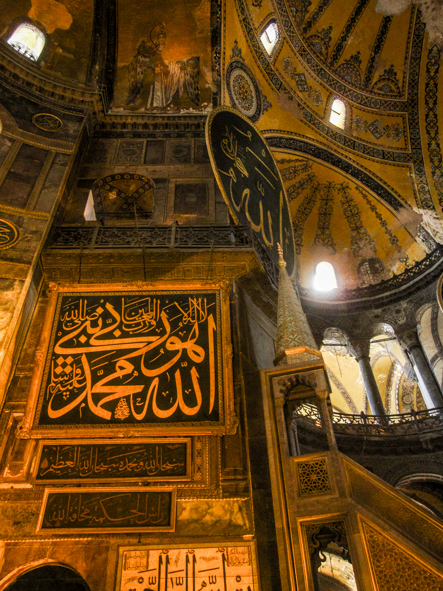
[313,262,338,291]
[329,98,346,129]
[7,23,45,61]
[260,22,279,55]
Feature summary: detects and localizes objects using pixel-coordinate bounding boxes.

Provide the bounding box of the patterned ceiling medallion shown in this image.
[226,60,262,122]
[0,218,19,249]
[32,113,63,132]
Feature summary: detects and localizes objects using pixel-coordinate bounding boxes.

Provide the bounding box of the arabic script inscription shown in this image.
[37,291,221,426]
[35,440,189,482]
[39,488,174,532]
[118,544,256,591]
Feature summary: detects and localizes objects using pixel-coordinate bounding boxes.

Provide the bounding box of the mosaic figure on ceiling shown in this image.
[126,23,200,109]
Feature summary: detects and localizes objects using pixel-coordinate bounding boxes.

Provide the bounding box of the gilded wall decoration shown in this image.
[335,52,362,86]
[425,45,443,208]
[372,64,401,95]
[328,0,371,68]
[26,284,234,437]
[362,520,443,590]
[0,218,19,249]
[116,543,258,591]
[353,115,405,142]
[282,56,323,105]
[314,182,337,254]
[339,183,376,258]
[37,487,176,533]
[226,59,262,121]
[363,16,393,89]
[112,0,212,111]
[33,438,191,483]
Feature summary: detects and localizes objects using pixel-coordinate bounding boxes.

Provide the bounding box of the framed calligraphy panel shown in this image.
[25,283,235,438]
[32,438,191,483]
[37,487,175,533]
[206,106,296,278]
[116,542,259,591]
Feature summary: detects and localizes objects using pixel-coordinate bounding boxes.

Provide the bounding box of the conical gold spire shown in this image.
[274,244,322,366]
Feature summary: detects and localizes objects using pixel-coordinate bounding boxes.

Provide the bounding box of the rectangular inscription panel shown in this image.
[35,290,223,429]
[116,543,258,591]
[33,438,190,483]
[37,487,175,533]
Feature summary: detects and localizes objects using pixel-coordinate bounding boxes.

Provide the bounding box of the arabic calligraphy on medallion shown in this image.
[38,487,175,533]
[117,543,257,591]
[0,218,19,250]
[34,439,190,482]
[206,107,296,277]
[36,291,221,426]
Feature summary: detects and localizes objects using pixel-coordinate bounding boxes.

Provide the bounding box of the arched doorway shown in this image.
[5,565,90,591]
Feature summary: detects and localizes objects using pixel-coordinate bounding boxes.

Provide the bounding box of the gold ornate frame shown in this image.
[21,282,236,439]
[31,437,192,484]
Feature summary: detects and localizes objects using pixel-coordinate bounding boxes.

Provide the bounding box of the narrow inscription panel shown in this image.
[35,290,222,427]
[116,543,258,591]
[34,439,190,483]
[37,487,175,533]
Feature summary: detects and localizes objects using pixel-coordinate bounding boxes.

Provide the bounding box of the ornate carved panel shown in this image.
[296,457,332,496]
[362,520,443,590]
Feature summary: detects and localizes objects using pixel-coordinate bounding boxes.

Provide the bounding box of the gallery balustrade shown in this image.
[291,401,443,438]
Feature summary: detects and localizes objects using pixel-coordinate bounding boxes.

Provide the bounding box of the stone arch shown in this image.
[0,561,90,591]
[395,472,443,520]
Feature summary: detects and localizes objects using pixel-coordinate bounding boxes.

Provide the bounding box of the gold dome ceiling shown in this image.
[222,0,443,294]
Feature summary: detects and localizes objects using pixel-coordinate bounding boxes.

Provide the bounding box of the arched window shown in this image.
[313,261,338,291]
[7,23,45,61]
[260,21,280,55]
[329,98,346,129]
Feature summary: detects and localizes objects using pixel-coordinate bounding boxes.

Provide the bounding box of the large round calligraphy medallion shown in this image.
[206,107,296,277]
[0,218,19,249]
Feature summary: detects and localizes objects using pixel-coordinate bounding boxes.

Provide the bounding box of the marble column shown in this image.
[348,338,387,417]
[398,329,443,410]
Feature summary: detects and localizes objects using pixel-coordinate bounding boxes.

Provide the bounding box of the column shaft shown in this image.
[408,344,443,409]
[357,354,387,417]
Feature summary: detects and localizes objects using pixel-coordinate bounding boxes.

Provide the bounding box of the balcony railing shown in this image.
[291,402,443,437]
[47,224,253,250]
[46,224,281,286]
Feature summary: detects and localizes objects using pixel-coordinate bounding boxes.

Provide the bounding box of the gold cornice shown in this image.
[0,204,50,220]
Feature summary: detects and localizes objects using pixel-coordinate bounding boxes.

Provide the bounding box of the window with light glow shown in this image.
[313,262,338,291]
[260,22,279,55]
[329,98,346,129]
[7,23,45,61]
[84,190,97,221]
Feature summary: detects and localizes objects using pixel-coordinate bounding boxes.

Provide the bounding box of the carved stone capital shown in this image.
[346,337,371,360]
[397,328,421,351]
